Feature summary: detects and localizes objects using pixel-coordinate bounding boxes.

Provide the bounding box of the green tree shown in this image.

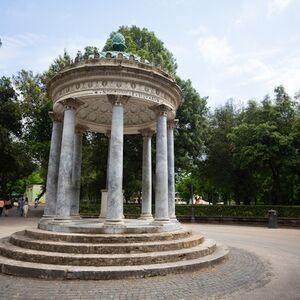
[0,76,35,196]
[229,86,298,205]
[13,70,52,183]
[201,101,238,204]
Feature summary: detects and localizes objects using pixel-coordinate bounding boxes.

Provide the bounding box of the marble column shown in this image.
[152,105,170,222]
[105,95,129,224]
[43,112,63,218]
[55,98,82,220]
[139,129,154,220]
[99,130,111,219]
[70,125,87,218]
[167,119,177,220]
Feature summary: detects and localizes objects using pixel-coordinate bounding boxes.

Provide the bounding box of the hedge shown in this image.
[176,205,300,218]
[80,202,300,218]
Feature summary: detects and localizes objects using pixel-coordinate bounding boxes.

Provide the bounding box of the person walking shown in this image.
[23,197,29,218]
[18,196,24,216]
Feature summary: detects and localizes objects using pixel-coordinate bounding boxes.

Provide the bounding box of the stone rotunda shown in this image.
[0,33,228,279]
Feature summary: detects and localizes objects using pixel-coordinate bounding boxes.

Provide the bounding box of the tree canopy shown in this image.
[1,26,299,206]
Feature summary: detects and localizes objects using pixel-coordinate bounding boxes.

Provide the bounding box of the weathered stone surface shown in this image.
[105,96,128,224]
[0,235,216,266]
[70,129,84,217]
[43,116,62,217]
[25,228,192,243]
[0,241,228,280]
[55,105,77,220]
[47,59,182,135]
[153,105,170,222]
[140,129,154,220]
[9,231,204,254]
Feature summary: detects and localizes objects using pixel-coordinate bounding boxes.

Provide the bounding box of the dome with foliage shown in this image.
[112,32,126,51]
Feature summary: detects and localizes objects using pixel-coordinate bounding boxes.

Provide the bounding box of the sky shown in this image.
[0,0,299,109]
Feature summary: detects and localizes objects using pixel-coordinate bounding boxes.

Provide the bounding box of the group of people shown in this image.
[0,196,39,217]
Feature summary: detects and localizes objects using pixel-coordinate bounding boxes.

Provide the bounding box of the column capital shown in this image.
[48,111,63,122]
[59,98,84,111]
[139,128,155,137]
[75,124,89,134]
[150,104,171,116]
[167,119,179,129]
[107,94,130,106]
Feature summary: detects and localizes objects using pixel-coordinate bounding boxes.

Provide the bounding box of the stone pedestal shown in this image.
[105,95,129,224]
[55,98,82,221]
[43,112,62,219]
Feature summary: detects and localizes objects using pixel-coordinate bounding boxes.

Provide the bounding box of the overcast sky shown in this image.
[1,0,299,109]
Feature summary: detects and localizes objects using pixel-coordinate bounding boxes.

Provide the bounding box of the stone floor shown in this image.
[0,207,299,300]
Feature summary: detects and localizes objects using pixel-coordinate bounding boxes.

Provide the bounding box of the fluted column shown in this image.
[168,119,177,220]
[105,95,130,224]
[55,98,83,220]
[152,105,170,222]
[43,112,63,218]
[139,129,154,220]
[70,124,88,218]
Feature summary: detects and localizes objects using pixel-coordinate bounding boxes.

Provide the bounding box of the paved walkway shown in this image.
[0,208,299,300]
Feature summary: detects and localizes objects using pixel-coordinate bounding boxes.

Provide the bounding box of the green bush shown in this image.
[80,201,100,215]
[80,202,141,216]
[80,202,300,218]
[176,205,300,218]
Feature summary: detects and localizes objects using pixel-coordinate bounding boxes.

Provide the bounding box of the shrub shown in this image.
[176,205,300,218]
[80,202,300,218]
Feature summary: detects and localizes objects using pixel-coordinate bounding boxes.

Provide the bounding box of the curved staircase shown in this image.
[0,228,228,280]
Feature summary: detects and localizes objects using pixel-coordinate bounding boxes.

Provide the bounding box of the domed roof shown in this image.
[112,32,126,52]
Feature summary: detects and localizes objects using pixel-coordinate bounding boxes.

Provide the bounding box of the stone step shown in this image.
[24,228,191,244]
[0,237,216,266]
[10,231,205,254]
[0,243,229,280]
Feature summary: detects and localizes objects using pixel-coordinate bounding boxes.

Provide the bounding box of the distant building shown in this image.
[25,184,46,203]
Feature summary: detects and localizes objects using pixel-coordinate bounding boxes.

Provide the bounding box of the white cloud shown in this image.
[197,36,232,63]
[0,33,105,75]
[0,33,47,74]
[187,25,208,35]
[267,0,293,17]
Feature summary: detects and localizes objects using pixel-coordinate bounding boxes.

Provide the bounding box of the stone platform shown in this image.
[0,219,228,280]
[37,218,182,234]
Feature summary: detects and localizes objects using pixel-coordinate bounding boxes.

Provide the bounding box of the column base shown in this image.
[99,189,108,219]
[139,214,154,220]
[53,217,73,223]
[40,214,55,220]
[151,219,182,231]
[170,217,179,223]
[70,214,81,220]
[104,218,124,225]
[152,218,170,225]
